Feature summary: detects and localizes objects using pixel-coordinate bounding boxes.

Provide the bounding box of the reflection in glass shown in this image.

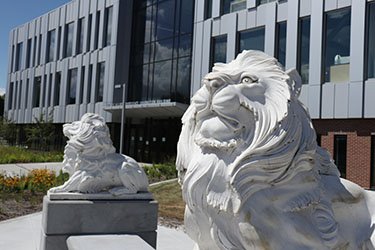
[238,27,265,54]
[96,63,105,102]
[104,7,113,47]
[153,60,172,100]
[275,22,287,68]
[180,0,194,34]
[65,22,74,57]
[258,0,276,5]
[47,29,56,63]
[33,76,41,107]
[155,38,173,61]
[211,35,227,69]
[67,69,77,105]
[128,0,193,104]
[222,0,246,15]
[77,18,85,54]
[156,0,175,40]
[54,72,61,106]
[79,67,85,104]
[15,42,23,71]
[368,2,375,79]
[297,17,310,84]
[178,34,192,57]
[205,0,212,19]
[323,8,351,83]
[176,57,191,103]
[26,39,32,68]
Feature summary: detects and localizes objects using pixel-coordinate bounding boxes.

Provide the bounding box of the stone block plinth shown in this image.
[40,192,158,250]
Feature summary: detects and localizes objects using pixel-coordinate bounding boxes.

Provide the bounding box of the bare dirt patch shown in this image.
[0,191,44,221]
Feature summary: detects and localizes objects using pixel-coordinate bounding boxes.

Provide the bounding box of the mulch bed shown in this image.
[0,191,44,221]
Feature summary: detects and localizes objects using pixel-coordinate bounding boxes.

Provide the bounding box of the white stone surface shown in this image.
[49,113,149,194]
[176,50,375,250]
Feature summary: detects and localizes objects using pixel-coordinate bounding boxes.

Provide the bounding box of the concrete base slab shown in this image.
[40,195,158,250]
[67,234,154,250]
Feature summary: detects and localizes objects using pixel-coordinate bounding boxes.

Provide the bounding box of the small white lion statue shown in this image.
[49,113,149,195]
[177,50,375,250]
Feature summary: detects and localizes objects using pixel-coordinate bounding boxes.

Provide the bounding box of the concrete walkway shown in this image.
[0,162,64,177]
[0,212,195,250]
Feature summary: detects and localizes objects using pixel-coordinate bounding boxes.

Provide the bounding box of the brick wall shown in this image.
[312,119,375,188]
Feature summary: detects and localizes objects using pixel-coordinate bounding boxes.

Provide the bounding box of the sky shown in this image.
[0,0,71,95]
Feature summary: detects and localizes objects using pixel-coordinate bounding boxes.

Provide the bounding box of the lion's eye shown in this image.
[241,76,257,84]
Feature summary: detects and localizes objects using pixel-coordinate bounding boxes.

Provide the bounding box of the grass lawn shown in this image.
[150,180,185,224]
[0,145,63,164]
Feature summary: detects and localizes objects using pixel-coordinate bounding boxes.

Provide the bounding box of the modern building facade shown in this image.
[4,0,375,189]
[5,0,194,163]
[194,0,375,188]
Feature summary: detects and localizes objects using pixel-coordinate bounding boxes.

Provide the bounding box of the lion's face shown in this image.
[62,113,116,175]
[190,51,291,153]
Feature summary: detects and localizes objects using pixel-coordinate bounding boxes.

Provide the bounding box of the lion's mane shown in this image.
[177,50,339,214]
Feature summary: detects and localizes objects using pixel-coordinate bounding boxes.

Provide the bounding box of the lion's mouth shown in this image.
[195,115,244,150]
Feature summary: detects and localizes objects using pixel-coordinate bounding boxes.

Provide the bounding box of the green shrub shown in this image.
[0,145,63,164]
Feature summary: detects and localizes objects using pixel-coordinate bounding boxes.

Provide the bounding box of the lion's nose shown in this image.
[203,78,222,91]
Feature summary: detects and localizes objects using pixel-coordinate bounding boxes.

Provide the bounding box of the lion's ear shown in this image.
[286,68,302,100]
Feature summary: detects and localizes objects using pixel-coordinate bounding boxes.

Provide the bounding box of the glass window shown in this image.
[41,74,47,106]
[19,81,22,109]
[87,65,93,103]
[67,68,77,105]
[57,27,62,60]
[14,82,18,109]
[26,39,32,68]
[180,0,194,34]
[155,38,173,61]
[153,60,172,100]
[156,0,175,40]
[238,27,265,54]
[104,7,113,47]
[95,62,105,102]
[38,34,42,65]
[25,79,29,109]
[15,42,23,71]
[211,35,227,69]
[77,18,85,54]
[10,45,14,72]
[258,0,277,5]
[323,8,351,83]
[33,76,41,108]
[128,0,193,104]
[205,0,213,19]
[178,34,192,57]
[33,36,37,66]
[367,2,375,79]
[64,22,74,57]
[334,135,347,179]
[297,17,310,84]
[48,74,53,106]
[54,72,61,106]
[176,57,191,103]
[87,14,93,52]
[46,29,56,63]
[275,22,287,68]
[8,82,13,108]
[80,66,85,104]
[222,0,246,15]
[94,11,101,50]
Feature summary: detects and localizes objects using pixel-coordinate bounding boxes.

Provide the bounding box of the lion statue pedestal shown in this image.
[40,114,158,250]
[177,50,375,250]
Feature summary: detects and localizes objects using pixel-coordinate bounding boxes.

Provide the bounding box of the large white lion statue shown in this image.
[177,50,375,250]
[49,113,149,194]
